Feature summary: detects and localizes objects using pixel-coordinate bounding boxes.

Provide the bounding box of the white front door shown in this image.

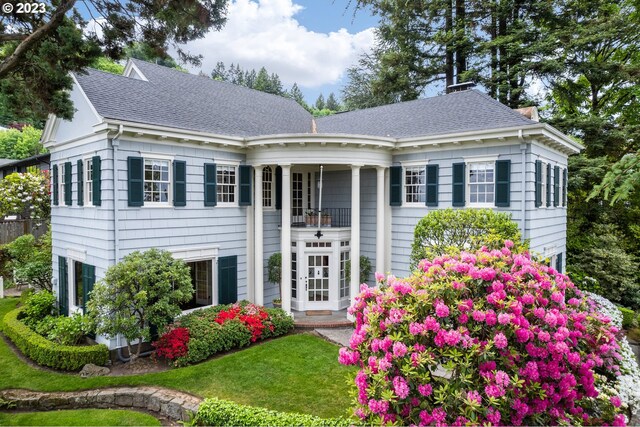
[306,253,330,309]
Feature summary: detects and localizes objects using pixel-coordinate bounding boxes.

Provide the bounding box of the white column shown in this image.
[246,205,254,303]
[376,166,385,278]
[350,165,362,310]
[254,165,264,306]
[384,168,392,272]
[281,165,292,314]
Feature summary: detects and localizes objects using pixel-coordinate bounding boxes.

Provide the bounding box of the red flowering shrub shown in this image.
[153,327,190,362]
[340,242,625,426]
[215,303,272,342]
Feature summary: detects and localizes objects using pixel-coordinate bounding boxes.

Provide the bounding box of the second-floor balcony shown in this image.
[291,208,351,228]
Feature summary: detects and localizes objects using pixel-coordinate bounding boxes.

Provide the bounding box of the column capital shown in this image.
[376,165,387,171]
[253,163,263,168]
[351,163,364,169]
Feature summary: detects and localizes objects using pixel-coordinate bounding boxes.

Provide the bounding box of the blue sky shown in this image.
[178,0,379,106]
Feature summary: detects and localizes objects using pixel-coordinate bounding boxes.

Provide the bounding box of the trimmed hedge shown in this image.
[1,307,109,371]
[619,306,639,329]
[193,398,351,427]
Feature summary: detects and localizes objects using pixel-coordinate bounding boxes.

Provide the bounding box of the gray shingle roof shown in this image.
[74,59,537,140]
[316,90,537,138]
[74,59,313,137]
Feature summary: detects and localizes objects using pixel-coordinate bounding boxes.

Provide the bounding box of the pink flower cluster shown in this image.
[341,243,624,426]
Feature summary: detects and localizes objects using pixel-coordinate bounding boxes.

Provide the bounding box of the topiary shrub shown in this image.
[340,242,625,426]
[193,397,351,426]
[410,208,526,269]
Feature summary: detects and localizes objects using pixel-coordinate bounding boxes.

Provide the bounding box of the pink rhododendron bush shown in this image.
[340,242,626,426]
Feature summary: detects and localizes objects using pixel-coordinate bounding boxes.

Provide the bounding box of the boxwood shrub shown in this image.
[1,307,109,371]
[164,302,295,366]
[193,398,351,426]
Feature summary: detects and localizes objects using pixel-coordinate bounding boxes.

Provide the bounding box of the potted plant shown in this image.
[321,211,331,226]
[267,252,282,308]
[305,210,318,226]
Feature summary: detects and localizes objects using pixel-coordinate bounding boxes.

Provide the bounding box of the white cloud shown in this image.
[175,0,375,88]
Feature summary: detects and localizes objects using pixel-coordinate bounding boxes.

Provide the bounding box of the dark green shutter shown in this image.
[204,163,217,206]
[425,164,439,207]
[173,160,187,207]
[64,161,72,206]
[218,255,238,305]
[127,157,144,207]
[563,168,568,207]
[275,166,282,210]
[495,159,511,207]
[554,166,560,207]
[58,256,68,316]
[556,252,563,273]
[535,160,542,207]
[546,163,552,207]
[452,163,466,207]
[92,156,101,206]
[239,165,252,206]
[390,166,402,206]
[52,165,59,206]
[81,263,95,314]
[77,160,84,206]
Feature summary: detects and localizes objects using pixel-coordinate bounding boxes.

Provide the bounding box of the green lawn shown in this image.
[0,298,355,418]
[0,409,161,426]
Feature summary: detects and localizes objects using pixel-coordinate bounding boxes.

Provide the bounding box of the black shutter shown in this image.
[390,165,402,206]
[425,164,439,207]
[77,159,83,206]
[58,256,68,316]
[275,166,282,210]
[92,156,101,206]
[218,255,238,304]
[204,163,218,207]
[452,163,466,207]
[81,263,95,314]
[546,163,552,207]
[52,165,59,206]
[64,161,72,206]
[556,252,563,273]
[554,166,560,207]
[127,157,144,207]
[495,159,511,207]
[173,160,187,207]
[535,160,542,208]
[563,168,568,207]
[239,165,252,206]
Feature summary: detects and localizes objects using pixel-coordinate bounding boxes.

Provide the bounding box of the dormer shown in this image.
[122,60,149,81]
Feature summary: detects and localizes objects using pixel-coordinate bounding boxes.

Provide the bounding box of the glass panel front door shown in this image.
[307,254,330,302]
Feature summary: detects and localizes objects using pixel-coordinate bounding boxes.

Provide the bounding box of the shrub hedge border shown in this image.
[193,397,352,427]
[0,307,109,371]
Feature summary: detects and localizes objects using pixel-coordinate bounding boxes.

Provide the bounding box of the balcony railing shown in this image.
[292,208,351,228]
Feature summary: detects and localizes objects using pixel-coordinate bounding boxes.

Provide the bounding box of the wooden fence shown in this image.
[0,220,49,245]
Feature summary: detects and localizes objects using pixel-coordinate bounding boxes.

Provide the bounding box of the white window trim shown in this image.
[143,157,172,207]
[170,248,219,314]
[262,165,275,210]
[58,162,65,206]
[83,156,94,207]
[466,160,496,208]
[403,165,427,207]
[540,161,548,208]
[400,159,429,167]
[216,163,238,207]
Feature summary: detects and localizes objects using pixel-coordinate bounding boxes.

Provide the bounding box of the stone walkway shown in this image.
[0,387,201,423]
[314,327,353,347]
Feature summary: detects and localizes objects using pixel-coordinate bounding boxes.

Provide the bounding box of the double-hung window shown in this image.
[404,166,426,204]
[85,158,94,206]
[144,158,171,204]
[58,163,65,205]
[540,162,547,207]
[468,162,494,206]
[262,166,273,208]
[217,165,236,205]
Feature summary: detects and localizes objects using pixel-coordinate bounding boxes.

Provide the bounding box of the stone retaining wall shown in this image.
[0,387,201,422]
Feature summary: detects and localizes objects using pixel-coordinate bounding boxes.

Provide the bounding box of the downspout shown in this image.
[519,129,527,241]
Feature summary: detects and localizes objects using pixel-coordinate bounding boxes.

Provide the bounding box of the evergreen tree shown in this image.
[211,61,228,81]
[289,83,308,109]
[315,94,326,110]
[325,93,340,111]
[254,67,271,93]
